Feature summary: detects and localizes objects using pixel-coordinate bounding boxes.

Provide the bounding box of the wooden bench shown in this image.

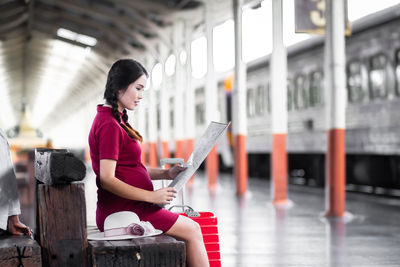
[89,235,186,267]
[35,148,186,267]
[0,234,41,267]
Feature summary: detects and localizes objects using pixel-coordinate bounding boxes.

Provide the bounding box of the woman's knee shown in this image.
[189,220,202,239]
[167,216,202,241]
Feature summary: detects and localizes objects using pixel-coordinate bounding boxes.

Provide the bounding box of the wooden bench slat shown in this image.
[0,235,41,267]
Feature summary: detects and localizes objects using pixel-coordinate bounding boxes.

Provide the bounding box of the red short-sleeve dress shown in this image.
[88,105,179,232]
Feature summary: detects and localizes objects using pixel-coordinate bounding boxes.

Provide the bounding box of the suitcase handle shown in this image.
[168,205,200,217]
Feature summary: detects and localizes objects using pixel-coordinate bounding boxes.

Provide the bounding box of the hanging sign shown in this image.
[295,0,351,35]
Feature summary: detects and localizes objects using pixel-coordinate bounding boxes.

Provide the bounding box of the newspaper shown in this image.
[168,121,230,192]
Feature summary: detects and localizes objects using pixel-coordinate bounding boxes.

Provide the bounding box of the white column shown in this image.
[233,0,247,137]
[184,20,195,142]
[147,56,157,144]
[159,45,170,144]
[173,21,185,159]
[205,0,218,123]
[271,0,287,135]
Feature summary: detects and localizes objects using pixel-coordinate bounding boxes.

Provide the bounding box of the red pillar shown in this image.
[207,145,218,189]
[272,134,288,203]
[186,139,195,185]
[148,142,158,168]
[161,141,170,168]
[175,140,185,159]
[141,142,147,165]
[325,129,346,217]
[234,134,248,195]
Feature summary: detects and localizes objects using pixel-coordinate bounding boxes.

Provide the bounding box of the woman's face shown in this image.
[117,74,147,111]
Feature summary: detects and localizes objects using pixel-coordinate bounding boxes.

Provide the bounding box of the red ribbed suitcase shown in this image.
[180,211,221,267]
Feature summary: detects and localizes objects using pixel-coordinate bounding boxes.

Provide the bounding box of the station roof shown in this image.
[0,0,210,132]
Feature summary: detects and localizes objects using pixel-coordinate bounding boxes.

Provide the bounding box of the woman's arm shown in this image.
[100,159,176,205]
[147,166,187,180]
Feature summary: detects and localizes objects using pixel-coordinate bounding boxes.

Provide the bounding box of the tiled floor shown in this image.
[81,168,400,267]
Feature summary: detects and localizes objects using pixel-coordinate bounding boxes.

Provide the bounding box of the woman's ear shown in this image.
[117,90,123,99]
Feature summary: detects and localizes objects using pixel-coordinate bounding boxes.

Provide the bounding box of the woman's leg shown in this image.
[166,215,209,267]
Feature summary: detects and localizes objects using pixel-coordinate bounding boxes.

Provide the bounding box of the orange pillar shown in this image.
[148,142,158,168]
[272,134,288,203]
[325,129,346,216]
[161,141,170,169]
[141,142,147,165]
[234,134,248,195]
[186,139,195,185]
[207,145,218,189]
[175,140,185,159]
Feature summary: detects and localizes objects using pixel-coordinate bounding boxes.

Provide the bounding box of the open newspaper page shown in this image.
[168,121,230,191]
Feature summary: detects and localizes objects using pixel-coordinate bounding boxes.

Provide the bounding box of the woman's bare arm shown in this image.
[100,159,176,205]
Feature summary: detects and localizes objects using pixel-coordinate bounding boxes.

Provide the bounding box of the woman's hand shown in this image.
[166,165,187,180]
[150,187,177,205]
[7,215,32,236]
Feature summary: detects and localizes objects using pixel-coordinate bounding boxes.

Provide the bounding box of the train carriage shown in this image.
[189,5,400,194]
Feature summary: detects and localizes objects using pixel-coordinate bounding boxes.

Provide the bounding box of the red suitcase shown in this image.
[173,207,222,267]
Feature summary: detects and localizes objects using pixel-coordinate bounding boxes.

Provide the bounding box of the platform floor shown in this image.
[83,170,400,267]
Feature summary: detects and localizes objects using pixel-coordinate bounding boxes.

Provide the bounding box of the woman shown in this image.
[88,59,209,267]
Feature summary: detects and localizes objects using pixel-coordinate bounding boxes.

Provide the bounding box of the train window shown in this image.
[309,71,323,106]
[395,50,400,96]
[287,79,293,111]
[368,54,396,100]
[266,82,271,113]
[195,103,205,124]
[294,74,308,109]
[247,88,255,117]
[347,61,365,102]
[255,85,265,115]
[157,107,161,130]
[170,98,174,128]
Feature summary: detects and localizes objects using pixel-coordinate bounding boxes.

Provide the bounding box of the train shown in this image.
[189,5,400,195]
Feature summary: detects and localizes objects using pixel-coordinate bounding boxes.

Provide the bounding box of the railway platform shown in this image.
[82,170,400,267]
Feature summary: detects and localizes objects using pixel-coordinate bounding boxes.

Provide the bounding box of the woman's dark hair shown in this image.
[104,59,148,142]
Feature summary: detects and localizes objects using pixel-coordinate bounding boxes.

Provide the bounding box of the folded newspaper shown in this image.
[168,121,230,192]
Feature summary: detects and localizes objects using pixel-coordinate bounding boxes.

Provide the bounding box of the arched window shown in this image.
[309,70,323,106]
[247,88,255,117]
[394,49,400,96]
[266,81,271,113]
[347,61,365,102]
[195,87,205,124]
[255,84,266,115]
[369,53,395,100]
[294,74,308,109]
[287,79,293,111]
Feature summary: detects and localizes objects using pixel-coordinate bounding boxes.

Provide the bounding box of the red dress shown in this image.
[88,105,178,232]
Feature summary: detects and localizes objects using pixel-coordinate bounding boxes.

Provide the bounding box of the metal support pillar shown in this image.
[324,0,347,217]
[159,45,171,162]
[173,21,185,160]
[205,0,219,189]
[271,0,288,204]
[147,57,158,168]
[184,20,195,185]
[233,0,248,195]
